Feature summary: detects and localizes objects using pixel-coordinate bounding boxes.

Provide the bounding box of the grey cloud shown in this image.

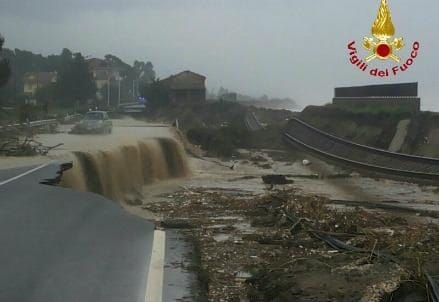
[0,0,437,110]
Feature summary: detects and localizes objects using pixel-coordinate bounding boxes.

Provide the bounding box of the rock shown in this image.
[302,159,311,166]
[262,175,294,185]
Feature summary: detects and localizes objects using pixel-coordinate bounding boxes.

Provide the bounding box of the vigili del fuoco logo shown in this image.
[347,0,420,78]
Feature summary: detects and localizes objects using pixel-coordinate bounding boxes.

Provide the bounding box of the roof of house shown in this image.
[160,70,206,90]
[23,72,57,85]
[86,58,108,70]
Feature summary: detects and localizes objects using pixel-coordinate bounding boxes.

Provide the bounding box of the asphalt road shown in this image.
[244,112,264,131]
[0,165,40,182]
[0,162,156,302]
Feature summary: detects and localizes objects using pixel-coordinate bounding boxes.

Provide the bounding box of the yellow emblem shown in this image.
[363,0,404,62]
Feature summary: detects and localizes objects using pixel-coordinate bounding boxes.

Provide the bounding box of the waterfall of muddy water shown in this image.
[60,137,190,201]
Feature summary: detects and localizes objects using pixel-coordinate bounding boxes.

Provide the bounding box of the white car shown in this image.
[70,111,113,134]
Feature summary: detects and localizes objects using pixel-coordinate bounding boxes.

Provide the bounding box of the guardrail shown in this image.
[0,119,59,132]
[29,119,58,128]
[284,118,439,182]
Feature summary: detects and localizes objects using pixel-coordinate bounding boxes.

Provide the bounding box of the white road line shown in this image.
[145,230,166,302]
[0,163,51,187]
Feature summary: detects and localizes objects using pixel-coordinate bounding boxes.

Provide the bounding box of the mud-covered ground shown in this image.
[140,152,439,302]
[143,187,439,301]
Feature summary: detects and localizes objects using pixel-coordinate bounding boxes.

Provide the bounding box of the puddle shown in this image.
[234,222,256,234]
[213,216,243,221]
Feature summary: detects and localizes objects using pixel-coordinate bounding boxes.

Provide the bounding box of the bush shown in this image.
[209,133,235,157]
[18,104,41,122]
[187,128,213,148]
[187,124,251,157]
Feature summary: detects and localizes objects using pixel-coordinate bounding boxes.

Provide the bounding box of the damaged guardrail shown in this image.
[245,112,264,131]
[284,118,439,182]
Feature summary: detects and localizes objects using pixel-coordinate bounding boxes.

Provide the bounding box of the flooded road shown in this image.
[0,119,197,302]
[1,119,437,216]
[0,118,190,202]
[0,118,174,169]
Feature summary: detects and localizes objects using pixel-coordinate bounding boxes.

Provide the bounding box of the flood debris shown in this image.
[250,154,268,163]
[0,137,63,156]
[142,186,439,301]
[235,271,253,283]
[360,277,401,302]
[161,219,195,229]
[311,230,363,252]
[125,192,144,206]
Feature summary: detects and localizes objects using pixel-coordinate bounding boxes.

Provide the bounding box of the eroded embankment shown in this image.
[61,137,190,201]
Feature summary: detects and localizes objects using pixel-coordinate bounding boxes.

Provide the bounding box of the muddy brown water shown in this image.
[0,120,191,202]
[61,138,190,200]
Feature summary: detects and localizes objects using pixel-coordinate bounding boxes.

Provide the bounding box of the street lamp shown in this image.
[116,75,123,108]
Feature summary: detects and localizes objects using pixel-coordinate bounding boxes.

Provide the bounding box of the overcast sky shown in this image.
[0,0,437,110]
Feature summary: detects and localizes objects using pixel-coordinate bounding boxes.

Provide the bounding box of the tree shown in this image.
[105,54,131,71]
[133,60,156,84]
[140,79,169,108]
[47,48,73,72]
[0,35,11,88]
[217,87,229,97]
[55,53,96,106]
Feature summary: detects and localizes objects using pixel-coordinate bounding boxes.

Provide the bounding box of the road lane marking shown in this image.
[145,230,166,302]
[0,163,51,187]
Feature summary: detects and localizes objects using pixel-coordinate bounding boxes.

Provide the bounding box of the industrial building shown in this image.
[332,82,421,113]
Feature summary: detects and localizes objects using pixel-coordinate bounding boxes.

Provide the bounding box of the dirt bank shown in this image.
[300,106,439,159]
[300,106,403,149]
[401,112,439,158]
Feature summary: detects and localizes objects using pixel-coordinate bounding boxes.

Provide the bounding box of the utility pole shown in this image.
[132,80,135,101]
[13,60,17,104]
[107,79,110,108]
[117,78,121,108]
